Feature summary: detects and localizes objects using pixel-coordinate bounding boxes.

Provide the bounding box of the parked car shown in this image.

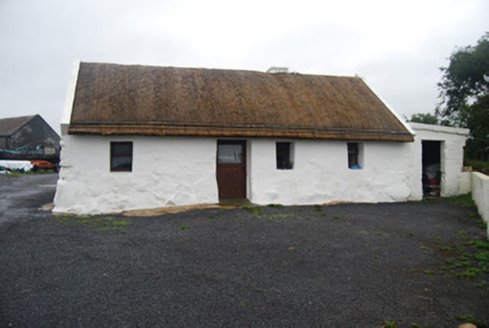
[30,160,56,172]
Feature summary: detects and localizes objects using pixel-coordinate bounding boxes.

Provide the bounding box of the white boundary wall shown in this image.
[472,172,489,238]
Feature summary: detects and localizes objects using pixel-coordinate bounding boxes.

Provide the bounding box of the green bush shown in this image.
[465,159,489,175]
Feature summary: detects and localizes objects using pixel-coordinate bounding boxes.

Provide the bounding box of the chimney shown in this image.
[266,67,289,74]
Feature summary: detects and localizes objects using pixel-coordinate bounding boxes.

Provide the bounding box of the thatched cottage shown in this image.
[53,61,469,214]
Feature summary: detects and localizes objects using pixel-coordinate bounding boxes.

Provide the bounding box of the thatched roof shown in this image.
[68,62,413,142]
[0,115,36,137]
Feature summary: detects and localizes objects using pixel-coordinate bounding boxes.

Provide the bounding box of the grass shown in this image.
[383,320,398,328]
[417,196,489,289]
[53,215,130,234]
[471,240,489,249]
[427,238,489,286]
[245,206,262,215]
[447,193,477,208]
[313,204,323,212]
[475,281,487,288]
[456,268,481,279]
[445,258,455,264]
[455,313,487,327]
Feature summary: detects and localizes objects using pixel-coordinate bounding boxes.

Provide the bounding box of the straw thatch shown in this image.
[68,62,413,142]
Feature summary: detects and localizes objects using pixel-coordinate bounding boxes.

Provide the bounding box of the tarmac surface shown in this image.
[0,174,488,327]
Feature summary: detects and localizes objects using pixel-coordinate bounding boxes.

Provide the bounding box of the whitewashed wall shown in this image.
[472,172,489,238]
[409,123,469,197]
[248,139,415,205]
[54,135,219,214]
[54,124,471,214]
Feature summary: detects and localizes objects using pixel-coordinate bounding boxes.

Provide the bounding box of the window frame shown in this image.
[276,142,294,170]
[110,141,133,172]
[347,142,362,169]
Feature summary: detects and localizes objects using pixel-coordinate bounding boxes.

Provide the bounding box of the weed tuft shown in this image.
[267,204,283,208]
[445,258,455,265]
[471,240,489,249]
[447,193,476,208]
[246,206,262,215]
[455,313,486,327]
[383,320,398,328]
[478,218,488,230]
[474,281,487,288]
[53,215,130,233]
[456,268,481,279]
[472,251,489,261]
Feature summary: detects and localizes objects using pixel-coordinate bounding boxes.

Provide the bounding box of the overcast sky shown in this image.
[0,0,488,133]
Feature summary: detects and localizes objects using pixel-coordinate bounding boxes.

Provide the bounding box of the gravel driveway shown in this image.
[0,174,487,327]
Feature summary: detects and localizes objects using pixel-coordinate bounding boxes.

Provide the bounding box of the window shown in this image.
[111,142,133,172]
[218,144,242,163]
[43,146,56,155]
[276,142,294,169]
[347,142,362,169]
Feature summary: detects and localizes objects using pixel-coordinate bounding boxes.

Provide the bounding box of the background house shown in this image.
[54,62,468,214]
[0,114,60,164]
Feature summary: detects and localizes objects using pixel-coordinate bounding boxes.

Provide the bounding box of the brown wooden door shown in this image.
[216,140,246,199]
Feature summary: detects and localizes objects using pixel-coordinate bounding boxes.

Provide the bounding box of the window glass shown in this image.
[112,143,132,156]
[111,142,133,172]
[218,144,242,163]
[347,142,362,169]
[276,142,294,169]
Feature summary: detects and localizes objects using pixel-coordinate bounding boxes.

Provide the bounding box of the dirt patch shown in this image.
[122,203,238,217]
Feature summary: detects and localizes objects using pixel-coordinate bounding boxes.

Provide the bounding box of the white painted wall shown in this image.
[410,123,469,197]
[54,135,219,214]
[472,172,489,238]
[248,139,415,205]
[54,123,471,214]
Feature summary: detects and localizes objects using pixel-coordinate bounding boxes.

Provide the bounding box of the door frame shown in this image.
[216,140,247,200]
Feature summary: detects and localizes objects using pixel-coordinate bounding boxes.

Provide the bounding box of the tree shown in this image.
[437,33,489,160]
[409,113,439,125]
